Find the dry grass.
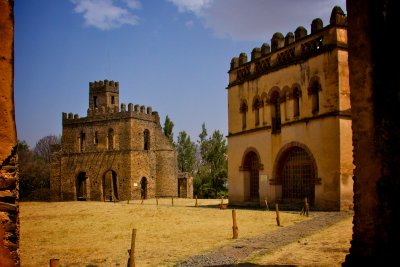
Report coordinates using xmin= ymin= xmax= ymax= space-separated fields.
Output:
xmin=20 ymin=198 xmax=309 ymax=267
xmin=247 ymin=215 xmax=353 ymax=266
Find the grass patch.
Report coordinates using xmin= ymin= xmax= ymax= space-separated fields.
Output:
xmin=20 ymin=198 xmax=309 ymax=267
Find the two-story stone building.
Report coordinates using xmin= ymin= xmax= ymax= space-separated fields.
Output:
xmin=50 ymin=80 xmax=179 ymax=201
xmin=226 ymin=6 xmax=353 ymax=211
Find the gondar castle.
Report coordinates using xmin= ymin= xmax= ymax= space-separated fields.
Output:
xmin=226 ymin=6 xmax=353 ymax=211
xmin=50 ymin=80 xmax=193 ymax=201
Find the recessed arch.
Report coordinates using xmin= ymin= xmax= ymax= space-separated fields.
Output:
xmin=144 ymin=129 xmax=150 ymax=150
xmin=76 ymin=171 xmax=88 ymax=200
xmin=240 ymin=99 xmax=248 ymax=129
xmin=241 ymin=148 xmax=263 ymax=203
xmin=273 ymin=142 xmax=318 ymax=207
xmin=308 ymin=76 xmax=322 ymax=114
xmin=140 ymin=177 xmax=148 ymax=199
xmin=103 ymin=169 xmax=118 ymax=201
xmin=269 ymin=89 xmax=281 ymax=133
xmin=267 ymin=86 xmax=281 ymax=103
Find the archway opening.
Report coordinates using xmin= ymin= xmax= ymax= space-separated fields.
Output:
xmin=103 ymin=170 xmax=118 ymax=201
xmin=140 ymin=177 xmax=147 ymax=199
xmin=243 ymin=151 xmax=260 ymax=202
xmin=76 ymin=172 xmax=88 ymax=201
xmin=279 ymin=147 xmax=316 ymax=208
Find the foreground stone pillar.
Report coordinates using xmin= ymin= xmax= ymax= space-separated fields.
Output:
xmin=0 ymin=0 xmax=19 ymax=266
xmin=345 ymin=0 xmax=400 ymax=265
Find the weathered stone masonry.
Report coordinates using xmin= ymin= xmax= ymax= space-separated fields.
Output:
xmin=0 ymin=0 xmax=19 ymax=266
xmin=51 ymin=80 xmax=179 ymax=201
xmin=226 ymin=6 xmax=353 ymax=211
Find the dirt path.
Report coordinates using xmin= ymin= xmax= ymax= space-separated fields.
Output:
xmin=175 ymin=211 xmax=353 ymax=267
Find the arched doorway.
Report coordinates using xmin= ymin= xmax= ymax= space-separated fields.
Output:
xmin=243 ymin=151 xmax=261 ymax=202
xmin=76 ymin=172 xmax=88 ymax=200
xmin=140 ymin=177 xmax=147 ymax=199
xmin=277 ymin=146 xmax=316 ymax=207
xmin=103 ymin=170 xmax=118 ymax=201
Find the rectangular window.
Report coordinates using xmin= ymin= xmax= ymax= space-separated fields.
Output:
xmin=93 ymin=96 xmax=98 ymax=108
xmin=94 ymin=131 xmax=99 ymax=144
xmin=111 ymin=96 xmax=115 ymax=105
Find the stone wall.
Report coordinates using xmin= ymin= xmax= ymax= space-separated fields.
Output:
xmin=0 ymin=0 xmax=19 ymax=265
xmin=344 ymin=0 xmax=400 ymax=265
xmin=51 ymin=81 xmax=178 ymax=201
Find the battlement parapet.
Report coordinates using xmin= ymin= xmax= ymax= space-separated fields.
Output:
xmin=227 ymin=6 xmax=347 ymax=88
xmin=62 ymin=102 xmax=158 ymax=125
xmin=89 ymin=79 xmax=119 ymax=93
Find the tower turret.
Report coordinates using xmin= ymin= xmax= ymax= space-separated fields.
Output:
xmin=89 ymin=79 xmax=119 ymax=109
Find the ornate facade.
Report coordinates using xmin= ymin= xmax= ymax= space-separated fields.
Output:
xmin=50 ymin=80 xmax=178 ymax=201
xmin=226 ymin=6 xmax=353 ymax=211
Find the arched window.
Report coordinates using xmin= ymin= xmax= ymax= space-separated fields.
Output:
xmin=270 ymin=92 xmax=281 ymax=133
xmin=253 ymin=96 xmax=261 ymax=126
xmin=107 ymin=128 xmax=114 ymax=150
xmin=293 ymin=87 xmax=301 ymax=117
xmin=308 ymin=77 xmax=321 ymax=114
xmin=79 ymin=132 xmax=86 ymax=152
xmin=240 ymin=100 xmax=248 ymax=130
xmin=144 ymin=129 xmax=150 ymax=150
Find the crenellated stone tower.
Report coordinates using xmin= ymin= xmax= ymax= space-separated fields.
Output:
xmin=50 ymin=80 xmax=179 ymax=201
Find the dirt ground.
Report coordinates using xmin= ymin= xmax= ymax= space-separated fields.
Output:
xmin=19 ymin=199 xmax=353 ymax=267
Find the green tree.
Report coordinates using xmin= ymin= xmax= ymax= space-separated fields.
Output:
xmin=163 ymin=115 xmax=174 ymax=144
xmin=18 ymin=135 xmax=61 ymax=201
xmin=194 ymin=124 xmax=228 ymax=198
xmin=205 ymin=130 xmax=227 ymax=197
xmin=18 ymin=140 xmax=50 ymax=200
xmin=198 ymin=122 xmax=208 ymax=165
xmin=176 ymin=131 xmax=196 ymax=173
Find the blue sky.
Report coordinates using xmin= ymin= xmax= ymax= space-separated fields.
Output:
xmin=15 ymin=0 xmax=346 ymax=148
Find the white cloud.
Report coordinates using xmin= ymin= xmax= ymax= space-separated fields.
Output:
xmin=167 ymin=0 xmax=214 ymax=15
xmin=71 ymin=0 xmax=141 ymax=30
xmin=167 ymin=0 xmax=347 ymax=41
xmin=123 ymin=0 xmax=141 ymax=10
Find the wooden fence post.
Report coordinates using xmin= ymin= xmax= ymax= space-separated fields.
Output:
xmin=128 ymin=229 xmax=137 ymax=267
xmin=172 ymin=197 xmax=174 ymax=206
xmin=275 ymin=203 xmax=281 ymax=226
xmin=141 ymin=197 xmax=144 ymax=205
xmin=264 ymin=198 xmax=269 ymax=210
xmin=49 ymin=258 xmax=60 ymax=267
xmin=195 ymin=195 xmax=198 ymax=207
xmin=156 ymin=197 xmax=159 ymax=206
xmin=232 ymin=209 xmax=238 ymax=239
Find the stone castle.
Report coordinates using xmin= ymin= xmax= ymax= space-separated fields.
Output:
xmin=226 ymin=6 xmax=353 ymax=211
xmin=50 ymin=80 xmax=187 ymax=201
